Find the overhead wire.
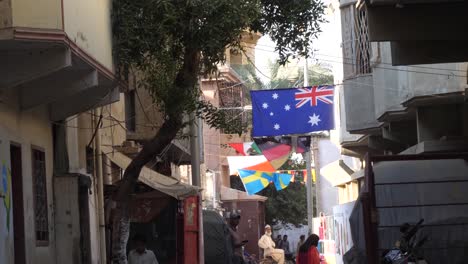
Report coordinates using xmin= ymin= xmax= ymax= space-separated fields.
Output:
xmin=245 ymin=46 xmax=467 ymax=78
xmin=253 ymin=43 xmax=468 ymax=73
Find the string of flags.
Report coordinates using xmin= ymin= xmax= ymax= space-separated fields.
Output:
xmin=227 ymin=138 xmax=316 ymax=195
xmin=236 ymin=168 xmax=317 ymax=195
xmin=228 ymin=86 xmax=335 ymax=195
xmin=276 ymin=169 xmax=316 ymax=183
xmin=227 ymin=137 xmax=311 ymax=173
xmin=238 ymin=169 xmax=293 ymax=195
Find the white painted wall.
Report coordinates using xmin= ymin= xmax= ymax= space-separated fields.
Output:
xmin=273 ymin=224 xmax=309 ymax=256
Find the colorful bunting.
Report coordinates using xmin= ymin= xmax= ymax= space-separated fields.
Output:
xmin=227 ymin=156 xmax=275 ymax=175
xmin=238 ymin=169 xmax=273 ymax=195
xmin=228 ymin=142 xmax=261 ymax=156
xmin=238 ymin=169 xmax=293 ymax=195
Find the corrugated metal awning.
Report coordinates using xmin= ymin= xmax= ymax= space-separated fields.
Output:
xmin=102 ymin=146 xmax=200 ymax=200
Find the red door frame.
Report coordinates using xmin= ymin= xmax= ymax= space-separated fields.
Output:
xmin=183 ymin=196 xmax=199 ymax=264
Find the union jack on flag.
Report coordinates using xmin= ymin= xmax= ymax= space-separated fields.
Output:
xmin=250 ymin=86 xmax=335 ymax=137
xmin=294 ymin=85 xmax=334 ymax=108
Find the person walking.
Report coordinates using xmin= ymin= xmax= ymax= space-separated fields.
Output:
xmin=281 ymin=235 xmax=293 ymax=261
xmin=296 ymin=235 xmax=306 ymax=257
xmin=296 ymin=234 xmax=320 ymax=264
xmin=229 ymin=212 xmax=247 ymax=264
xmin=128 ymin=234 xmax=159 ymax=264
xmin=258 ymin=225 xmax=285 ymax=264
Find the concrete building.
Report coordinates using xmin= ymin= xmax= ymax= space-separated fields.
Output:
xmin=333 ymin=1 xmax=468 ymax=262
xmin=200 ymin=33 xmax=269 ymax=257
xmin=201 ymin=32 xmax=261 ymax=208
xmin=339 ymin=0 xmax=468 ymax=167
xmin=0 ymin=1 xmax=120 ymax=264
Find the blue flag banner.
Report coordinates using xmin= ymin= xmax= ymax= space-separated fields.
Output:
xmin=238 ymin=169 xmax=293 ymax=195
xmin=238 ymin=169 xmax=273 ymax=195
xmin=273 ymin=172 xmax=292 ymax=191
xmin=251 ymin=86 xmax=335 ymax=137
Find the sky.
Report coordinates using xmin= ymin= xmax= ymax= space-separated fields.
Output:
xmin=254 ymin=0 xmax=344 ymax=145
xmin=254 ymin=0 xmax=343 ymax=84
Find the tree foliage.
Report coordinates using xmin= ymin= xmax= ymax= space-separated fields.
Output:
xmin=260 ymin=157 xmax=308 ymax=227
xmin=110 ymin=0 xmax=326 ymax=262
xmin=112 ymin=0 xmax=326 ymax=134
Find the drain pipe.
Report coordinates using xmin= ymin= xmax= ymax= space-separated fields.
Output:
xmin=93 ymin=108 xmax=107 ymax=264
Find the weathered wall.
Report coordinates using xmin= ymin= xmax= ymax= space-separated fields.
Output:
xmin=100 ymin=94 xmax=127 ymax=147
xmin=11 ymin=0 xmax=62 ymax=29
xmin=54 ymin=177 xmax=81 ymax=264
xmin=0 ymin=0 xmax=12 ymax=28
xmin=342 ymin=74 xmax=380 ymax=132
xmin=372 ymin=42 xmax=468 ymax=119
xmin=126 ymin=83 xmax=165 ymax=141
xmin=63 ymin=0 xmax=113 ymax=69
xmin=0 ymin=88 xmax=55 ymax=264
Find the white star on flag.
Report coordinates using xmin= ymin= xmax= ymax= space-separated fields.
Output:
xmin=272 ymin=93 xmax=279 ymax=99
xmin=262 ymin=103 xmax=269 ymax=109
xmin=308 ymin=113 xmax=321 ymax=126
xmin=270 ymin=112 xmax=274 ymax=116
xmin=274 ymin=124 xmax=280 ymax=130
xmin=284 ymin=104 xmax=291 ymax=111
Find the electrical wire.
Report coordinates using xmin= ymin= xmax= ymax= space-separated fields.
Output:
xmin=245 ymin=46 xmax=468 ymax=78
xmin=253 ymin=43 xmax=468 ymax=73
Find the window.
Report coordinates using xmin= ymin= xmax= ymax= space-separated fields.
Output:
xmin=341 ymin=6 xmax=372 ymax=77
xmin=229 ymin=49 xmax=242 ymax=65
xmin=32 ymin=148 xmax=49 ymax=245
xmin=125 ymin=90 xmax=136 ymax=132
xmin=355 ymin=8 xmax=372 ymax=75
xmin=218 ymin=82 xmax=250 ymax=134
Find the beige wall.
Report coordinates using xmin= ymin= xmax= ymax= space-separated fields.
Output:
xmin=63 ymin=0 xmax=113 ymax=70
xmin=0 ymin=0 xmax=12 ymax=28
xmin=11 ymin=0 xmax=62 ymax=29
xmin=126 ymin=80 xmax=165 ymax=141
xmin=100 ymin=94 xmax=127 ymax=147
xmin=0 ymin=89 xmax=56 ymax=264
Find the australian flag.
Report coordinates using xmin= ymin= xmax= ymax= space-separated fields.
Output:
xmin=251 ymin=86 xmax=335 ymax=137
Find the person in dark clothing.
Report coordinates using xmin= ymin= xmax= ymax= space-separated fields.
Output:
xmin=296 ymin=234 xmax=320 ymax=264
xmin=275 ymin=235 xmax=283 ymax=249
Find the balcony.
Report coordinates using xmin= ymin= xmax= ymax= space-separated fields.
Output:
xmin=342 ymin=74 xmax=381 ymax=134
xmin=362 ymin=1 xmax=468 ymax=65
xmin=0 ymin=0 xmax=117 ymax=120
xmin=372 ymin=43 xmax=467 ymax=122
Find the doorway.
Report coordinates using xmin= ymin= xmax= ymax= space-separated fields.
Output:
xmin=10 ymin=144 xmax=26 ymax=264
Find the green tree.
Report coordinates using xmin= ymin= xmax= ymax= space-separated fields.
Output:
xmin=259 ymin=157 xmax=308 ymax=227
xmin=233 ymin=59 xmax=334 ymax=91
xmin=111 ymin=0 xmax=326 ymax=262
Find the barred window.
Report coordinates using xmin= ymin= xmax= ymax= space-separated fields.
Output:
xmin=341 ymin=6 xmax=372 ymax=77
xmin=32 ymin=148 xmax=49 ymax=245
xmin=355 ymin=8 xmax=372 ymax=75
xmin=218 ymin=82 xmax=251 ymax=134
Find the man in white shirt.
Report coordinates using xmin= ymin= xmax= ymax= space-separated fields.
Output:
xmin=258 ymin=225 xmax=285 ymax=264
xmin=128 ymin=235 xmax=159 ymax=264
